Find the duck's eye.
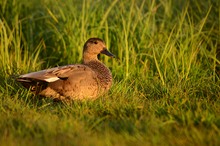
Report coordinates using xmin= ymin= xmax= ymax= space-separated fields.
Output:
xmin=93 ymin=41 xmax=98 ymax=44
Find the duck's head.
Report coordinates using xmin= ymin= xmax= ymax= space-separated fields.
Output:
xmin=83 ymin=38 xmax=115 ymax=63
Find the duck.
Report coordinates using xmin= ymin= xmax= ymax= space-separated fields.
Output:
xmin=17 ymin=38 xmax=115 ymax=101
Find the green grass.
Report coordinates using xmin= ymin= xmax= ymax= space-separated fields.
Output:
xmin=0 ymin=0 xmax=220 ymax=145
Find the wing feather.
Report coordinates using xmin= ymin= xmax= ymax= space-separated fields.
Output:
xmin=18 ymin=64 xmax=90 ymax=82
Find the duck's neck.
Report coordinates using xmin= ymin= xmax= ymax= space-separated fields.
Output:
xmin=83 ymin=53 xmax=97 ymax=64
xmin=84 ymin=60 xmax=112 ymax=90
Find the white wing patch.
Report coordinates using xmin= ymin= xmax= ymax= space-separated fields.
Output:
xmin=44 ymin=77 xmax=60 ymax=82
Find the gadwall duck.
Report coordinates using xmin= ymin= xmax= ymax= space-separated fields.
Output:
xmin=17 ymin=38 xmax=115 ymax=100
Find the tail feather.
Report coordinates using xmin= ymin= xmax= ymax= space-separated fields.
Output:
xmin=16 ymin=77 xmax=48 ymax=94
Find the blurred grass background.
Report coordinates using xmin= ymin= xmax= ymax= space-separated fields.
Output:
xmin=0 ymin=0 xmax=220 ymax=145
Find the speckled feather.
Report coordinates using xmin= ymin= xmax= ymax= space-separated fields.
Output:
xmin=85 ymin=60 xmax=113 ymax=90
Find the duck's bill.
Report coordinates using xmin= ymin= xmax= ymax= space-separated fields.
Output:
xmin=101 ymin=49 xmax=115 ymax=58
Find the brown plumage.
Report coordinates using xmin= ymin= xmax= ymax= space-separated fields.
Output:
xmin=17 ymin=38 xmax=115 ymax=101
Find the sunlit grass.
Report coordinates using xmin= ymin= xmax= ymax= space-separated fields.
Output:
xmin=0 ymin=0 xmax=220 ymax=145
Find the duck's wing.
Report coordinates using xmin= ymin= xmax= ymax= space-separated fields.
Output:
xmin=17 ymin=64 xmax=96 ymax=95
xmin=17 ymin=64 xmax=92 ymax=83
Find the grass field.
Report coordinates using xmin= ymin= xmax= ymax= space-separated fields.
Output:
xmin=0 ymin=0 xmax=220 ymax=145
